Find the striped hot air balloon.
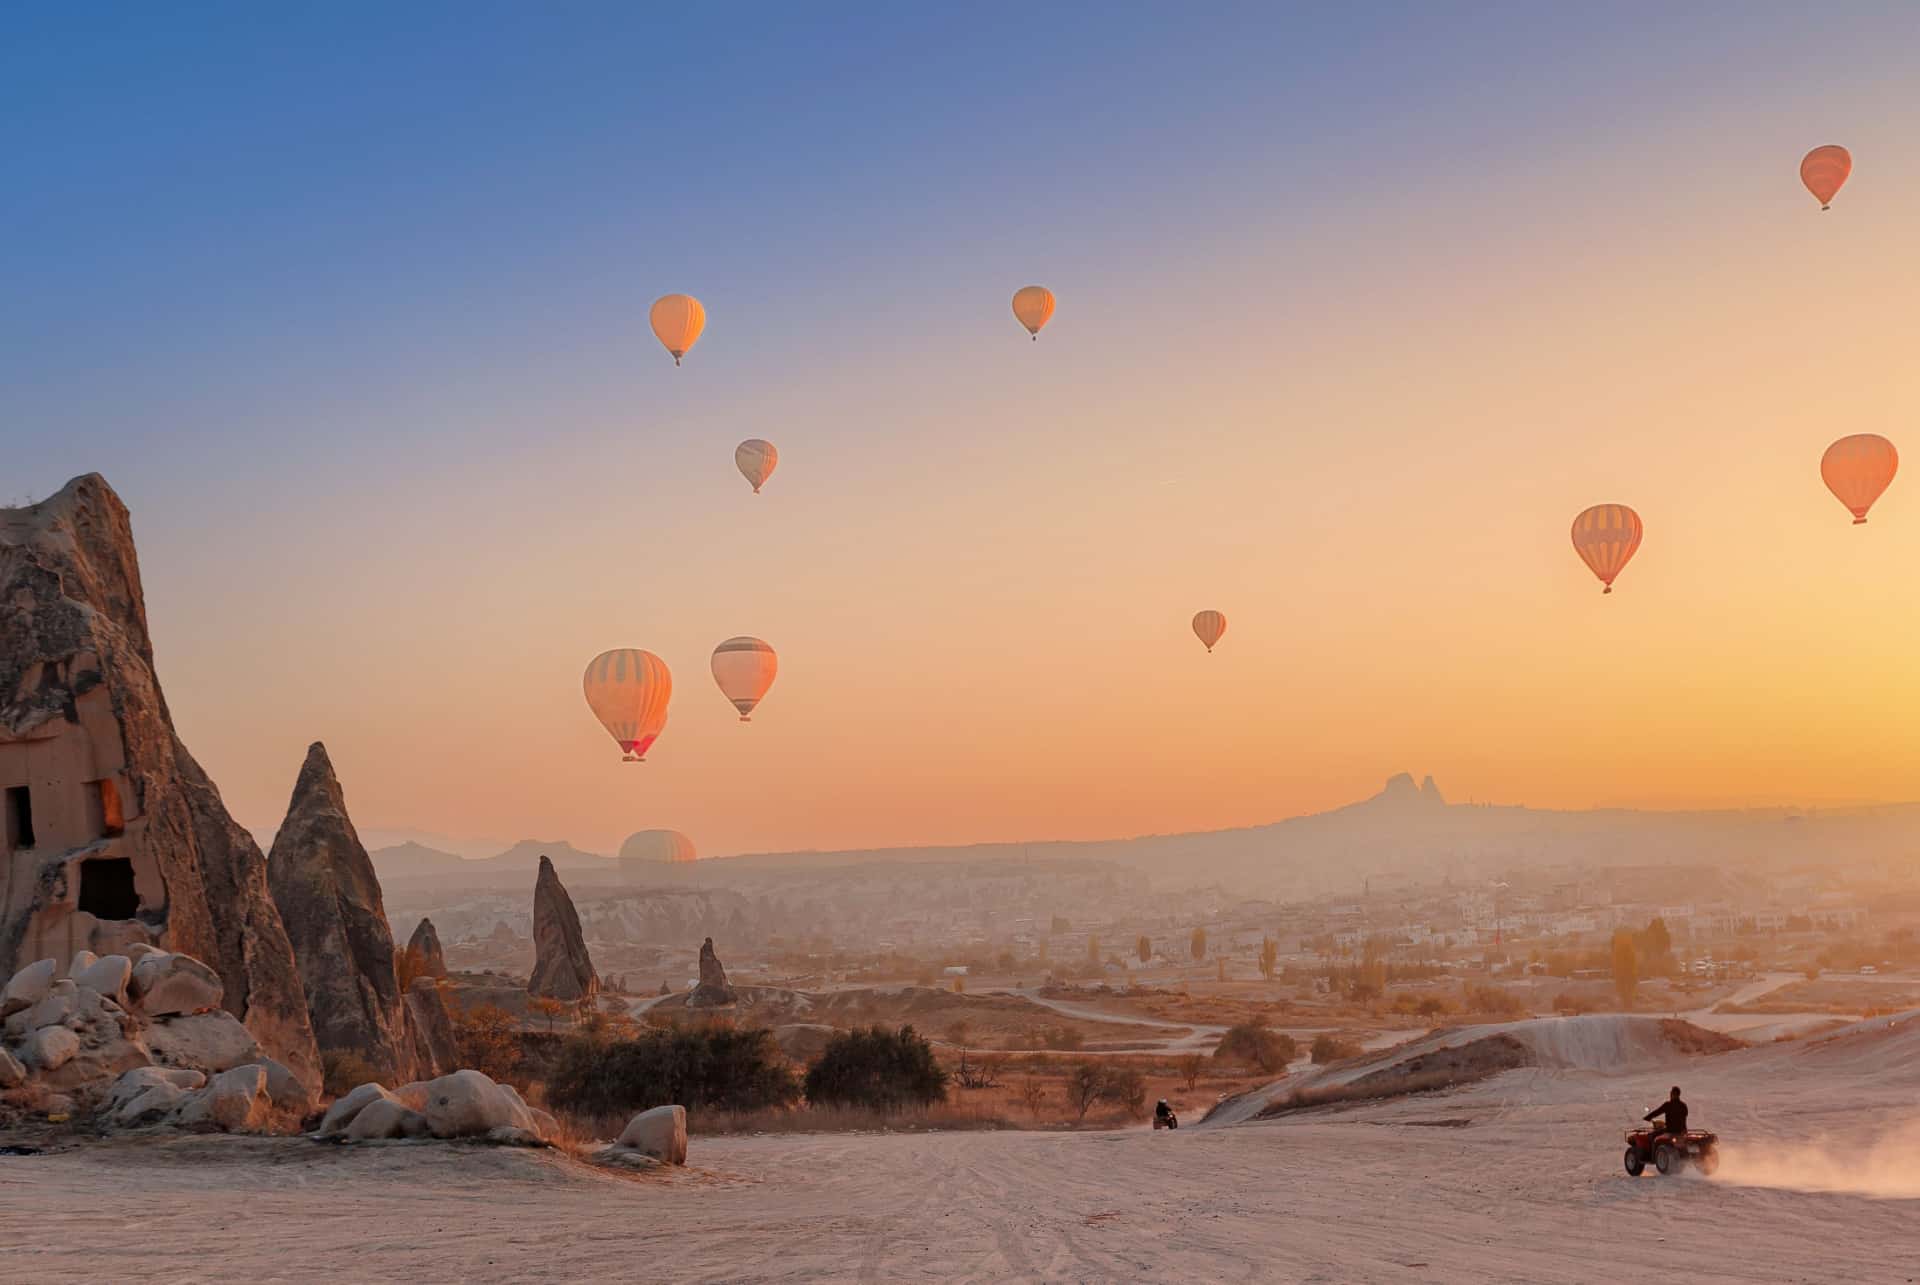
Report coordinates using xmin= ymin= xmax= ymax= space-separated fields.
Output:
xmin=1800 ymin=145 xmax=1852 ymax=210
xmin=583 ymin=649 xmax=672 ymax=761
xmin=1821 ymin=433 xmax=1898 ymax=524
xmin=711 ymin=636 xmax=778 ymax=721
xmin=735 ymin=439 xmax=778 ymax=494
xmin=650 ymin=294 xmax=706 ymax=365
xmin=1012 ymin=286 xmax=1055 ymax=339
xmin=1191 ymin=610 xmax=1227 ymax=653
xmin=1571 ymin=504 xmax=1643 ymax=595
xmin=618 ymin=829 xmax=697 ymax=864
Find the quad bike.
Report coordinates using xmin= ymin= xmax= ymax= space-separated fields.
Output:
xmin=1624 ymin=1124 xmax=1718 ymax=1177
xmin=1153 ymin=1110 xmax=1179 ymax=1130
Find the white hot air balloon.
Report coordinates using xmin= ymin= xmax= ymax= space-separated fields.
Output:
xmin=736 ymin=439 xmax=778 ymax=494
xmin=583 ymin=648 xmax=672 ymax=761
xmin=711 ymin=636 xmax=777 ymax=721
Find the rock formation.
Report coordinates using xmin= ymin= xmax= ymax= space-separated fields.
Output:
xmin=0 ymin=948 xmax=313 ymax=1130
xmin=688 ymin=936 xmax=736 ymax=1007
xmin=528 ymin=855 xmax=598 ymax=1001
xmin=269 ymin=742 xmax=452 ymax=1084
xmin=406 ymin=917 xmax=448 ymax=978
xmin=0 ymin=476 xmax=319 ymax=1091
xmin=317 ymin=1068 xmax=556 ymax=1145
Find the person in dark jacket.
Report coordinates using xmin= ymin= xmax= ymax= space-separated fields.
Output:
xmin=1644 ymin=1086 xmax=1689 ymax=1137
xmin=1154 ymin=1099 xmax=1178 ymax=1129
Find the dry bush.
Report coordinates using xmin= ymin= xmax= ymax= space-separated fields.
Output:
xmin=453 ymin=1002 xmax=524 ymax=1084
xmin=394 ymin=946 xmax=427 ymax=992
xmin=1177 ymin=1053 xmax=1204 ymax=1089
xmin=1019 ymin=1073 xmax=1048 ymax=1117
xmin=1309 ymin=1033 xmax=1363 ymax=1065
xmin=687 ymin=1101 xmax=1012 ymax=1135
xmin=321 ymin=1049 xmax=381 ymax=1098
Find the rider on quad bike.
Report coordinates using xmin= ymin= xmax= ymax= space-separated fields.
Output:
xmin=1624 ymin=1085 xmax=1718 ymax=1176
xmin=1643 ymin=1086 xmax=1689 ymax=1138
xmin=1153 ymin=1099 xmax=1179 ymax=1130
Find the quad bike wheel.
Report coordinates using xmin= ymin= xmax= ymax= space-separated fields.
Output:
xmin=1624 ymin=1147 xmax=1645 ymax=1177
xmin=1654 ymin=1143 xmax=1679 ymax=1176
xmin=1695 ymin=1145 xmax=1719 ymax=1177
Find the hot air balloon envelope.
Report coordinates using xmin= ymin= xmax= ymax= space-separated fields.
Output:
xmin=583 ymin=649 xmax=672 ymax=760
xmin=1012 ymin=286 xmax=1055 ymax=339
xmin=650 ymin=294 xmax=706 ymax=365
xmin=711 ymin=636 xmax=778 ymax=721
xmin=1800 ymin=145 xmax=1852 ymax=209
xmin=1821 ymin=433 xmax=1897 ymax=523
xmin=1191 ymin=610 xmax=1227 ymax=653
xmin=1571 ymin=504 xmax=1643 ymax=594
xmin=736 ymin=439 xmax=778 ymax=493
xmin=618 ymin=829 xmax=697 ymax=865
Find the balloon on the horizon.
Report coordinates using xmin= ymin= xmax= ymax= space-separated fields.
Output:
xmin=1011 ymin=286 xmax=1055 ymax=340
xmin=583 ymin=649 xmax=672 ymax=761
xmin=711 ymin=636 xmax=778 ymax=721
xmin=735 ymin=439 xmax=778 ymax=494
xmin=1800 ymin=145 xmax=1852 ymax=210
xmin=649 ymin=294 xmax=706 ymax=365
xmin=619 ymin=829 xmax=697 ymax=865
xmin=1570 ymin=504 xmax=1643 ymax=595
xmin=1820 ymin=433 xmax=1898 ymax=524
xmin=1191 ymin=610 xmax=1227 ymax=653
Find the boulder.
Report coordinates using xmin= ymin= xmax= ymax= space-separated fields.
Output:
xmin=130 ymin=953 xmax=224 ymax=1018
xmin=256 ymin=1057 xmax=313 ymax=1114
xmin=41 ymin=991 xmax=152 ymax=1089
xmin=317 ymin=1081 xmax=398 ymax=1137
xmin=346 ymin=1096 xmax=431 ymax=1141
xmin=22 ymin=1025 xmax=80 ymax=1072
xmin=616 ymin=1104 xmax=688 ymax=1165
xmin=413 ymin=1069 xmax=540 ymax=1139
xmin=1 ymin=959 xmax=57 ymax=1018
xmin=267 ymin=743 xmax=418 ymax=1084
xmin=528 ymin=856 xmax=598 ymax=1001
xmin=402 ymin=978 xmax=458 ymax=1079
xmin=65 ymin=950 xmax=98 ymax=979
xmin=406 ymin=918 xmax=448 ymax=979
xmin=73 ymin=954 xmax=133 ymax=1005
xmin=688 ymin=937 xmax=736 ymax=1008
xmin=25 ymin=979 xmax=80 ymax=1030
xmin=105 ymin=1065 xmax=207 ymax=1113
xmin=0 ymin=477 xmax=320 ymax=1096
xmin=115 ymin=1080 xmax=190 ymax=1126
xmin=145 ymin=1009 xmax=263 ymax=1074
xmin=176 ymin=1064 xmax=270 ymax=1131
xmin=123 ymin=942 xmax=165 ymax=964
xmin=0 ymin=1047 xmax=24 ymax=1088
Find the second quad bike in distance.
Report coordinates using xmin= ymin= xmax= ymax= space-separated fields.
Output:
xmin=1624 ymin=1123 xmax=1719 ymax=1176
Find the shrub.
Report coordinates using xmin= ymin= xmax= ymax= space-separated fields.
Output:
xmin=1310 ymin=1033 xmax=1362 ymax=1065
xmin=1415 ymin=997 xmax=1449 ymax=1018
xmin=1212 ymin=1022 xmax=1297 ymax=1072
xmin=1177 ymin=1052 xmax=1204 ymax=1089
xmin=1099 ymin=1066 xmax=1148 ymax=1118
xmin=1460 ymin=984 xmax=1527 ymax=1017
xmin=804 ymin=1025 xmax=948 ymax=1111
xmin=546 ymin=1025 xmax=800 ymax=1117
xmin=452 ymin=1002 xmax=522 ymax=1083
xmin=1064 ymin=1063 xmax=1105 ymax=1122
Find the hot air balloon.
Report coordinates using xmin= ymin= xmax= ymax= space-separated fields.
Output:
xmin=1011 ymin=286 xmax=1055 ymax=340
xmin=583 ymin=649 xmax=671 ymax=761
xmin=1821 ymin=433 xmax=1898 ymax=524
xmin=1191 ymin=610 xmax=1227 ymax=653
xmin=735 ymin=439 xmax=778 ymax=494
xmin=650 ymin=294 xmax=706 ymax=365
xmin=1570 ymin=504 xmax=1643 ymax=595
xmin=618 ymin=829 xmax=697 ymax=865
xmin=711 ymin=636 xmax=777 ymax=721
xmin=1800 ymin=145 xmax=1852 ymax=210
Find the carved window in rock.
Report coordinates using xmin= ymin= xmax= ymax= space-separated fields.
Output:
xmin=78 ymin=856 xmax=140 ymax=920
xmin=3 ymin=786 xmax=32 ymax=852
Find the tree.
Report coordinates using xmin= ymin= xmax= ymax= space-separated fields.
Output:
xmin=529 ymin=996 xmax=569 ymax=1033
xmin=1086 ymin=936 xmax=1100 ymax=964
xmin=804 ymin=1025 xmax=949 ymax=1111
xmin=1191 ymin=927 xmax=1207 ymax=961
xmin=452 ymin=1002 xmax=521 ymax=1083
xmin=1099 ymin=1066 xmax=1148 ymax=1118
xmin=1258 ymin=937 xmax=1279 ymax=980
xmin=1137 ymin=935 xmax=1152 ymax=964
xmin=1065 ymin=1063 xmax=1105 ymax=1122
xmin=1019 ymin=1072 xmax=1048 ymax=1118
xmin=1612 ymin=931 xmax=1640 ymax=1008
xmin=1216 ymin=958 xmax=1226 ymax=983
xmin=549 ymin=1025 xmax=800 ymax=1116
xmin=944 ymin=1020 xmax=971 ymax=1048
xmin=1177 ymin=1052 xmax=1204 ymax=1089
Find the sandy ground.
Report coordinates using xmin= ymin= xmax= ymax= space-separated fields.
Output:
xmin=6 ymin=1015 xmax=1917 ymax=1283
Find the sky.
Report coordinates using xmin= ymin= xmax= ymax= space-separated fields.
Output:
xmin=7 ymin=3 xmax=1920 ymax=857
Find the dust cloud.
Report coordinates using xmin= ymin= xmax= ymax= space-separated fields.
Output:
xmin=1714 ymin=1118 xmax=1920 ymax=1200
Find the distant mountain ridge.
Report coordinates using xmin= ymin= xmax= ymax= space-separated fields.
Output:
xmin=371 ymin=837 xmax=614 ymax=886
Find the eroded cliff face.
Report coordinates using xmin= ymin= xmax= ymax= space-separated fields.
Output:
xmin=0 ymin=475 xmax=319 ymax=1091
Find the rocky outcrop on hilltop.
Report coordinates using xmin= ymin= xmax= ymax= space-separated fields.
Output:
xmin=528 ymin=856 xmax=598 ymax=1001
xmin=0 ymin=476 xmax=319 ymax=1092
xmin=268 ymin=744 xmax=418 ymax=1083
xmin=688 ymin=936 xmax=736 ymax=1007
xmin=0 ymin=948 xmax=312 ymax=1130
xmin=406 ymin=917 xmax=448 ymax=978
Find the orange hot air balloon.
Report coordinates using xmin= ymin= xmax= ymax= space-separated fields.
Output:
xmin=735 ymin=439 xmax=777 ymax=494
xmin=650 ymin=294 xmax=706 ymax=365
xmin=1821 ymin=433 xmax=1898 ymax=524
xmin=583 ymin=649 xmax=672 ymax=761
xmin=711 ymin=636 xmax=777 ymax=721
xmin=1191 ymin=610 xmax=1227 ymax=653
xmin=1570 ymin=504 xmax=1643 ymax=595
xmin=1800 ymin=145 xmax=1851 ymax=210
xmin=1011 ymin=286 xmax=1055 ymax=339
